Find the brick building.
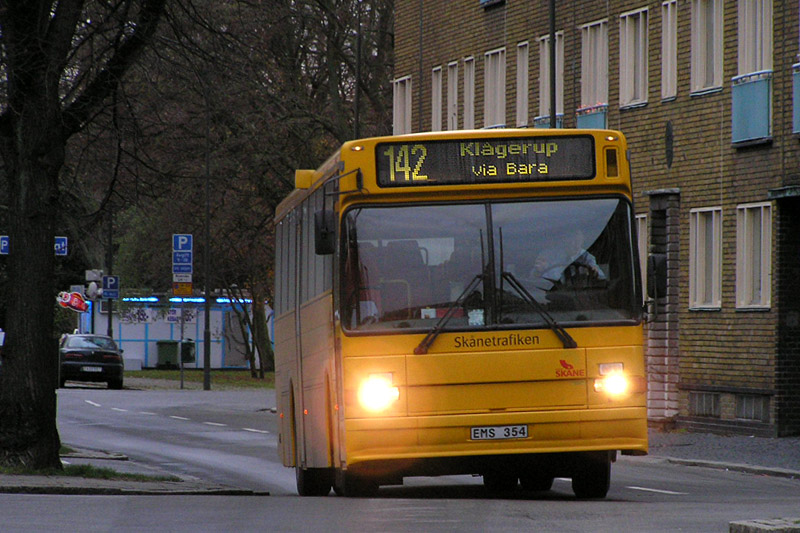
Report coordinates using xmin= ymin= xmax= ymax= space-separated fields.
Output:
xmin=392 ymin=0 xmax=800 ymax=436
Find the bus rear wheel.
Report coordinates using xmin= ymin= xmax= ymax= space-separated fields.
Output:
xmin=483 ymin=470 xmax=518 ymax=493
xmin=571 ymin=452 xmax=611 ymax=499
xmin=296 ymin=466 xmax=333 ymax=496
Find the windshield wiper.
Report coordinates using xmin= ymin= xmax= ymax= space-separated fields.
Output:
xmin=501 ymin=271 xmax=577 ymax=349
xmin=414 ymin=274 xmax=483 ymax=355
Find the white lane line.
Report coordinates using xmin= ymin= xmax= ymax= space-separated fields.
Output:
xmin=243 ymin=428 xmax=270 ymax=434
xmin=203 ymin=422 xmax=226 ymax=427
xmin=170 ymin=416 xmax=190 ymax=421
xmin=85 ymin=400 xmax=101 ymax=407
xmin=138 ymin=412 xmax=157 ymax=415
xmin=111 ymin=408 xmax=128 ymax=412
xmin=627 ymin=486 xmax=688 ymax=495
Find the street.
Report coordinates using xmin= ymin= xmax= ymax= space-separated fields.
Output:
xmin=1 ymin=385 xmax=797 ymax=532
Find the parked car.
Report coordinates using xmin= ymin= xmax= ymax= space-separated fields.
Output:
xmin=59 ymin=334 xmax=124 ymax=389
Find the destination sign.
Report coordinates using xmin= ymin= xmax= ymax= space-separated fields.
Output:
xmin=375 ymin=136 xmax=595 ymax=187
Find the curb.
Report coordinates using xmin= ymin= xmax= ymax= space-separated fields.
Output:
xmin=661 ymin=457 xmax=800 ymax=480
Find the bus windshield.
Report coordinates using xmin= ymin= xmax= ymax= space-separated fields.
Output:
xmin=341 ymin=197 xmax=640 ymax=332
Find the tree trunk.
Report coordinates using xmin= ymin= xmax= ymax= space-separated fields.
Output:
xmin=0 ymin=100 xmax=64 ymax=470
xmin=252 ymin=298 xmax=273 ymax=374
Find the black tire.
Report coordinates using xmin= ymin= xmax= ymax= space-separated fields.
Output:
xmin=519 ymin=471 xmax=554 ymax=492
xmin=296 ymin=466 xmax=333 ymax=496
xmin=108 ymin=378 xmax=123 ymax=390
xmin=483 ymin=470 xmax=518 ymax=493
xmin=571 ymin=452 xmax=611 ymax=499
xmin=339 ymin=471 xmax=378 ymax=497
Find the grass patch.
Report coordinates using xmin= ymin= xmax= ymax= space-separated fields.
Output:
xmin=0 ymin=463 xmax=179 ymax=482
xmin=125 ymin=369 xmax=274 ymax=389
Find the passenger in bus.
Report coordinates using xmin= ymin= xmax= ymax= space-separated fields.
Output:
xmin=529 ymin=230 xmax=605 ymax=289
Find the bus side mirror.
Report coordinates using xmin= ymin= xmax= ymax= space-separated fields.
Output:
xmin=647 ymin=253 xmax=667 ymax=299
xmin=315 ymin=210 xmax=336 ymax=255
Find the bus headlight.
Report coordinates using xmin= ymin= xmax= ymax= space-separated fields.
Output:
xmin=358 ymin=373 xmax=399 ymax=412
xmin=594 ymin=363 xmax=629 ymax=396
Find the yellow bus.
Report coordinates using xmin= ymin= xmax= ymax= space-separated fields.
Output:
xmin=273 ymin=129 xmax=647 ymax=498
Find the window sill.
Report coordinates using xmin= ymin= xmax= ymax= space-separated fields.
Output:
xmin=620 ymin=101 xmax=648 ymax=111
xmin=735 ymin=305 xmax=771 ymax=312
xmin=689 ymin=305 xmax=722 ymax=312
xmin=690 ymin=86 xmax=723 ymax=98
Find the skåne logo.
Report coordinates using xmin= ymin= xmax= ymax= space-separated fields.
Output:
xmin=556 ymin=359 xmax=584 ymax=378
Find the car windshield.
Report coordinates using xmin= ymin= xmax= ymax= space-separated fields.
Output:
xmin=66 ymin=336 xmax=118 ymax=350
xmin=341 ymin=197 xmax=640 ymax=332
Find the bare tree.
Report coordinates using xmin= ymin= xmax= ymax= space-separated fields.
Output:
xmin=0 ymin=0 xmax=167 ymax=470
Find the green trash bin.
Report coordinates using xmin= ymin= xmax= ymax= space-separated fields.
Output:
xmin=181 ymin=340 xmax=196 ymax=364
xmin=156 ymin=340 xmax=179 ymax=368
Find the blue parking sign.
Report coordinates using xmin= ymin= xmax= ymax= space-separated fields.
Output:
xmin=173 ymin=234 xmax=192 ymax=251
xmin=0 ymin=236 xmax=8 ymax=255
xmin=102 ymin=275 xmax=120 ymax=299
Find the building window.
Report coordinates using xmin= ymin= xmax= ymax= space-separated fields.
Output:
xmin=636 ymin=214 xmax=648 ymax=297
xmin=484 ymin=47 xmax=506 ymax=128
xmin=393 ymin=76 xmax=412 ymax=135
xmin=689 ymin=207 xmax=722 ymax=309
xmin=447 ymin=61 xmax=459 ymax=130
xmin=690 ymin=391 xmax=721 ymax=418
xmin=736 ymin=202 xmax=771 ymax=309
xmin=431 ymin=66 xmax=443 ymax=131
xmin=735 ymin=394 xmax=769 ymax=422
xmin=581 ymin=20 xmax=608 ymax=109
xmin=538 ymin=31 xmax=564 ymax=121
xmin=516 ymin=41 xmax=529 ymax=127
xmin=464 ymin=56 xmax=475 ymax=129
xmin=662 ymin=1 xmax=678 ymax=99
xmin=620 ymin=9 xmax=648 ymax=107
xmin=690 ymin=0 xmax=723 ymax=93
xmin=738 ymin=0 xmax=772 ymax=75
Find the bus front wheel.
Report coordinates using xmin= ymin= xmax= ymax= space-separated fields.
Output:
xmin=336 ymin=470 xmax=378 ymax=497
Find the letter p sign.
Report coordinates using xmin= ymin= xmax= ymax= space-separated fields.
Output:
xmin=173 ymin=234 xmax=193 ymax=252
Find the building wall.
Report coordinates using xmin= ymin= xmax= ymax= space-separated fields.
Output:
xmin=393 ymin=0 xmax=800 ymax=436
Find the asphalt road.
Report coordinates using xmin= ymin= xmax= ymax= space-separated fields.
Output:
xmin=35 ymin=383 xmax=800 ymax=532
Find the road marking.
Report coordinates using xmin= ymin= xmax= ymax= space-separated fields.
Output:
xmin=138 ymin=412 xmax=157 ymax=415
xmin=111 ymin=408 xmax=128 ymax=412
xmin=627 ymin=486 xmax=688 ymax=495
xmin=85 ymin=400 xmax=101 ymax=407
xmin=243 ymin=428 xmax=269 ymax=434
xmin=170 ymin=415 xmax=190 ymax=421
xmin=203 ymin=422 xmax=226 ymax=427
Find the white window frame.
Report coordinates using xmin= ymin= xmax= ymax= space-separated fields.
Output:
xmin=580 ymin=20 xmax=608 ymax=108
xmin=484 ymin=47 xmax=506 ymax=128
xmin=447 ymin=61 xmax=459 ymax=130
xmin=689 ymin=207 xmax=723 ymax=309
xmin=431 ymin=66 xmax=443 ymax=131
xmin=662 ymin=0 xmax=678 ymax=100
xmin=516 ymin=41 xmax=529 ymax=127
xmin=738 ymin=0 xmax=772 ymax=75
xmin=538 ymin=31 xmax=564 ymax=119
xmin=736 ymin=202 xmax=772 ymax=309
xmin=620 ymin=8 xmax=649 ymax=107
xmin=392 ymin=76 xmax=412 ymax=135
xmin=464 ymin=56 xmax=475 ymax=129
xmin=636 ymin=214 xmax=649 ymax=298
xmin=690 ymin=0 xmax=723 ymax=93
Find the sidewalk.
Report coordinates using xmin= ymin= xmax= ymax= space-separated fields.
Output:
xmin=639 ymin=428 xmax=800 ymax=479
xmin=0 ymin=429 xmax=797 ymax=496
xmin=0 ymin=447 xmax=259 ymax=496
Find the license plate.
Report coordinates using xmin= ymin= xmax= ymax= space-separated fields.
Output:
xmin=470 ymin=424 xmax=528 ymax=441
xmin=81 ymin=366 xmax=103 ymax=373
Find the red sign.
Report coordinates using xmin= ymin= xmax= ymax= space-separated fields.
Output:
xmin=57 ymin=291 xmax=89 ymax=313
